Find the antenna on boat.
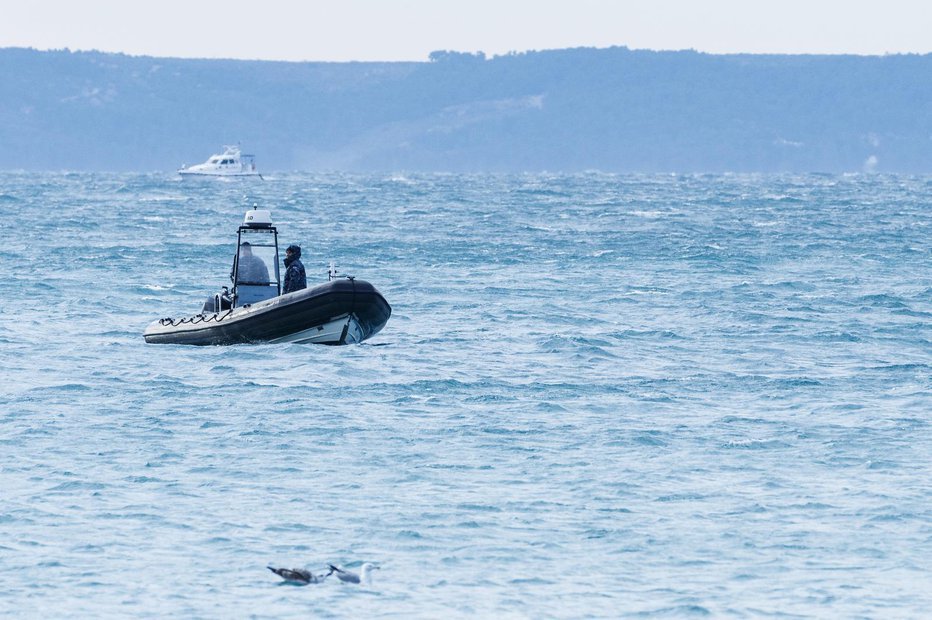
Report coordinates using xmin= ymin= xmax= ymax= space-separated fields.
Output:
xmin=328 ymin=261 xmax=337 ymax=281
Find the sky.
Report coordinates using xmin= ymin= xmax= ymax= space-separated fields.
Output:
xmin=2 ymin=0 xmax=930 ymax=61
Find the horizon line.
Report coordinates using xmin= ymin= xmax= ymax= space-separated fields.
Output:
xmin=4 ymin=44 xmax=930 ymax=64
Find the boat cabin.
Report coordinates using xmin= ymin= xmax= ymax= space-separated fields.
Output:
xmin=178 ymin=145 xmax=259 ymax=176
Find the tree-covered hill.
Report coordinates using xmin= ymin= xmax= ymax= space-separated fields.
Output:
xmin=1 ymin=46 xmax=929 ymax=172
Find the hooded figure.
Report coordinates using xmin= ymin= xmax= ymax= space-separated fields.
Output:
xmin=283 ymin=244 xmax=307 ymax=294
xmin=235 ymin=241 xmax=270 ymax=284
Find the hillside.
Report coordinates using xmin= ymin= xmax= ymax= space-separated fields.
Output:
xmin=1 ymin=46 xmax=930 ymax=172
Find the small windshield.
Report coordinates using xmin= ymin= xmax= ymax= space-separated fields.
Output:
xmin=235 ymin=242 xmax=273 ymax=285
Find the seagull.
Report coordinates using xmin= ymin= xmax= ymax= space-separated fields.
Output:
xmin=267 ymin=566 xmax=329 ymax=585
xmin=328 ymin=563 xmax=380 ymax=584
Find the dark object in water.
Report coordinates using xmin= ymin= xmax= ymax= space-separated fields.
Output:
xmin=268 ymin=566 xmax=328 ymax=584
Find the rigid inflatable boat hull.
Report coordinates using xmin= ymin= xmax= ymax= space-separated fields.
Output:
xmin=144 ymin=279 xmax=390 ymax=346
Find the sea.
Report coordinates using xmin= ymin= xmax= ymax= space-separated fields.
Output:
xmin=0 ymin=172 xmax=929 ymax=618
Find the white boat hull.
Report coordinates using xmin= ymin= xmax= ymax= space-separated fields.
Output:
xmin=178 ymin=170 xmax=261 ymax=178
xmin=268 ymin=313 xmax=364 ymax=345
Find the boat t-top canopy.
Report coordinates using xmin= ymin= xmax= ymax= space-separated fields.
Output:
xmin=233 ymin=209 xmax=280 ymax=304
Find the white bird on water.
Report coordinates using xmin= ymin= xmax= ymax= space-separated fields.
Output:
xmin=328 ymin=563 xmax=380 ymax=584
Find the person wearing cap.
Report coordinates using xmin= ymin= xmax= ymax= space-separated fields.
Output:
xmin=234 ymin=241 xmax=270 ymax=284
xmin=283 ymin=244 xmax=307 ymax=294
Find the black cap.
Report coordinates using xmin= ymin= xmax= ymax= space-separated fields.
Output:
xmin=286 ymin=245 xmax=301 ymax=257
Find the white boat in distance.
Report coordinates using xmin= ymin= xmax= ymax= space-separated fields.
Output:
xmin=178 ymin=145 xmax=261 ymax=178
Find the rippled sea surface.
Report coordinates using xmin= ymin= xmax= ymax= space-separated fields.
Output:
xmin=1 ymin=172 xmax=930 ymax=618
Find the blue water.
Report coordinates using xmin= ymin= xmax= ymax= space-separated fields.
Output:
xmin=1 ymin=172 xmax=930 ymax=617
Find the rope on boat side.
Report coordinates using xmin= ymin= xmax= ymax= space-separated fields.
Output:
xmin=159 ymin=308 xmax=233 ymax=328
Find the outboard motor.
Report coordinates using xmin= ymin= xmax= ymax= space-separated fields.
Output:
xmin=201 ymin=286 xmax=233 ymax=314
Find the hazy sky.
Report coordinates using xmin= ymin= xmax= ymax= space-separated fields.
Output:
xmin=2 ymin=0 xmax=930 ymax=61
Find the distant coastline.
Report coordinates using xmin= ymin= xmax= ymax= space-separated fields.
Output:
xmin=2 ymin=46 xmax=930 ymax=173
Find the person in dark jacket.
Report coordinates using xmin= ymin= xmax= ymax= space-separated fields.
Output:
xmin=283 ymin=244 xmax=307 ymax=294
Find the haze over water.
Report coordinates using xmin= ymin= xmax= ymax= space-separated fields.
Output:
xmin=1 ymin=172 xmax=930 ymax=617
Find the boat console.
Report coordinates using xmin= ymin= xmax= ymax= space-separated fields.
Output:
xmin=231 ymin=209 xmax=280 ymax=306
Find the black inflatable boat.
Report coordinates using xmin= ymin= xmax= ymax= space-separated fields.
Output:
xmin=143 ymin=209 xmax=391 ymax=345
